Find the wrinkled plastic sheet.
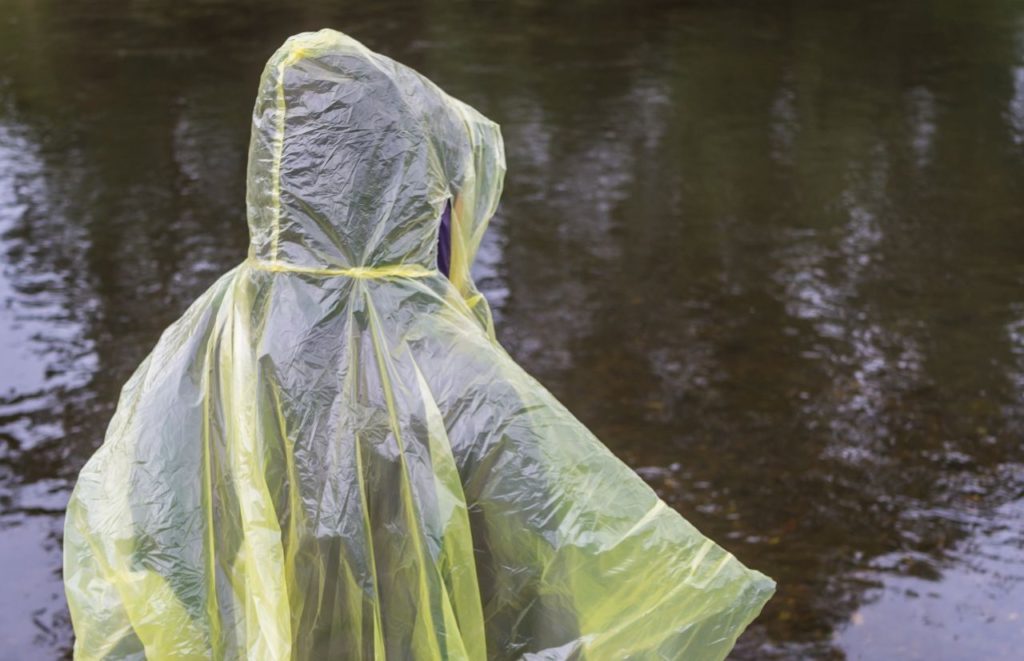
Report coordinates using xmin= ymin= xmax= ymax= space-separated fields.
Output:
xmin=64 ymin=29 xmax=774 ymax=660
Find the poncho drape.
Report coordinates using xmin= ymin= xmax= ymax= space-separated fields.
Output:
xmin=63 ymin=29 xmax=774 ymax=660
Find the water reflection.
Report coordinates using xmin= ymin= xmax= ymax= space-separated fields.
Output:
xmin=1 ymin=1 xmax=1023 ymax=659
xmin=0 ymin=114 xmax=91 ymax=659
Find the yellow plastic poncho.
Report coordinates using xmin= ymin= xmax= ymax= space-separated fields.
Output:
xmin=63 ymin=29 xmax=774 ymax=660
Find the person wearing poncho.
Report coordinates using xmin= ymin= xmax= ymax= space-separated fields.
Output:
xmin=63 ymin=29 xmax=774 ymax=660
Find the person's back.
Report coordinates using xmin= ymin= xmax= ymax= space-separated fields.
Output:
xmin=63 ymin=29 xmax=774 ymax=660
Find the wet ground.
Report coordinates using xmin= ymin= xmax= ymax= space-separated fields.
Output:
xmin=1 ymin=0 xmax=1023 ymax=658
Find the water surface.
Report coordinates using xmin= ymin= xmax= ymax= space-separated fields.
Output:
xmin=1 ymin=1 xmax=1023 ymax=658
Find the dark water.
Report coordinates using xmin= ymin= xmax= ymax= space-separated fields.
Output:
xmin=2 ymin=0 xmax=1024 ymax=658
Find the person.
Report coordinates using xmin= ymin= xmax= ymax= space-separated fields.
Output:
xmin=63 ymin=29 xmax=774 ymax=660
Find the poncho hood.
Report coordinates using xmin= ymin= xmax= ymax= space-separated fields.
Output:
xmin=246 ymin=29 xmax=505 ymax=289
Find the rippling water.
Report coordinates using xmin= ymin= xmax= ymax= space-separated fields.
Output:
xmin=2 ymin=1 xmax=1023 ymax=658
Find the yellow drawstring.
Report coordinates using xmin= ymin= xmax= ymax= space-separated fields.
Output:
xmin=249 ymin=259 xmax=436 ymax=280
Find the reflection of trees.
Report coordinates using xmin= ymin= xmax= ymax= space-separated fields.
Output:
xmin=3 ymin=0 xmax=1024 ymax=658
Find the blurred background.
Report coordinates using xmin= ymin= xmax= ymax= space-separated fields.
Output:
xmin=2 ymin=0 xmax=1023 ymax=658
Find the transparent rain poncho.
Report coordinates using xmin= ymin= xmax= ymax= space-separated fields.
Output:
xmin=64 ymin=30 xmax=774 ymax=660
